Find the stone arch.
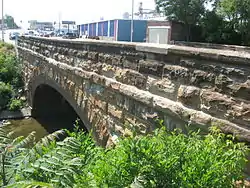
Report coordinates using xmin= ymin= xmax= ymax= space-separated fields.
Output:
xmin=29 ymin=74 xmax=91 ymax=133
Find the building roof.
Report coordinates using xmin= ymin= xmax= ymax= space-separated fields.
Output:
xmin=36 ymin=22 xmax=53 ymax=25
xmin=78 ymin=18 xmax=149 ymax=26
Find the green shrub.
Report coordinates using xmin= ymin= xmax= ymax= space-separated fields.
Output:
xmin=0 ymin=52 xmax=23 ymax=88
xmin=0 ymin=124 xmax=246 ymax=188
xmin=77 ymin=127 xmax=248 ymax=188
xmin=9 ymin=98 xmax=23 ymax=111
xmin=0 ymin=82 xmax=13 ymax=110
xmin=4 ymin=43 xmax=14 ymax=50
xmin=0 ymin=44 xmax=24 ymax=111
xmin=0 ymin=42 xmax=4 ymax=49
xmin=0 ymin=42 xmax=14 ymax=50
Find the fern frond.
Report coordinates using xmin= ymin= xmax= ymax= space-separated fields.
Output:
xmin=18 ymin=136 xmax=83 ymax=187
xmin=57 ymin=137 xmax=81 ymax=153
xmin=11 ymin=136 xmax=25 ymax=146
xmin=0 ymin=128 xmax=13 ymax=144
xmin=25 ymin=129 xmax=65 ymax=160
xmin=36 ymin=129 xmax=65 ymax=147
xmin=1 ymin=130 xmax=65 ymax=185
xmin=14 ymin=131 xmax=36 ymax=149
xmin=7 ymin=131 xmax=15 ymax=139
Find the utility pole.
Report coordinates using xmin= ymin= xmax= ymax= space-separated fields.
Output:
xmin=130 ymin=0 xmax=134 ymax=42
xmin=58 ymin=12 xmax=61 ymax=34
xmin=1 ymin=0 xmax=4 ymax=42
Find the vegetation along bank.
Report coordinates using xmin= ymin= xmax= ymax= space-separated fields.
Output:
xmin=0 ymin=122 xmax=249 ymax=187
xmin=0 ymin=42 xmax=25 ymax=115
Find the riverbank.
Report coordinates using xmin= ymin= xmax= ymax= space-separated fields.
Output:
xmin=0 ymin=107 xmax=31 ymax=120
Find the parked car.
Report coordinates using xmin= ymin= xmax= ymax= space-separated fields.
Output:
xmin=43 ymin=32 xmax=50 ymax=37
xmin=56 ymin=32 xmax=64 ymax=37
xmin=9 ymin=32 xmax=20 ymax=40
xmin=62 ymin=33 xmax=78 ymax=39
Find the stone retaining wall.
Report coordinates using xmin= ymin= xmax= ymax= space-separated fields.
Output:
xmin=17 ymin=36 xmax=250 ymax=142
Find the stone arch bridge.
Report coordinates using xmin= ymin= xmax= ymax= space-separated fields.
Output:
xmin=17 ymin=36 xmax=250 ymax=146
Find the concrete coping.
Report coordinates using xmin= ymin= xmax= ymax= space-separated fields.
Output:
xmin=19 ymin=36 xmax=250 ymax=65
xmin=172 ymin=41 xmax=250 ymax=52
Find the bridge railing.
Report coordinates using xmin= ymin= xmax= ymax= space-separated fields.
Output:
xmin=17 ymin=36 xmax=250 ymax=65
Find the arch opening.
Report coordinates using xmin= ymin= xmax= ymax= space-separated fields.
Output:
xmin=32 ymin=84 xmax=88 ymax=134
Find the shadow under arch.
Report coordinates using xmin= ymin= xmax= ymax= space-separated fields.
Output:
xmin=30 ymin=74 xmax=91 ymax=134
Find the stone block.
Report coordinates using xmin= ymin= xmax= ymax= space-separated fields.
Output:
xmin=123 ymin=97 xmax=132 ymax=111
xmin=101 ymin=64 xmax=116 ymax=78
xmin=146 ymin=75 xmax=158 ymax=91
xmin=229 ymin=80 xmax=250 ymax=100
xmin=76 ymin=90 xmax=85 ymax=107
xmin=177 ymin=85 xmax=201 ymax=109
xmin=200 ymin=89 xmax=250 ymax=126
xmin=200 ymin=90 xmax=232 ymax=117
xmin=210 ymin=118 xmax=250 ymax=142
xmin=230 ymin=102 xmax=250 ymax=126
xmin=76 ymin=51 xmax=87 ymax=59
xmin=123 ymin=112 xmax=151 ymax=135
xmin=99 ymin=53 xmax=112 ymax=64
xmin=88 ymin=83 xmax=105 ymax=97
xmin=190 ymin=70 xmax=215 ymax=88
xmin=95 ymin=98 xmax=107 ymax=112
xmin=115 ymin=69 xmax=147 ymax=89
xmin=107 ymin=103 xmax=123 ymax=120
xmin=115 ymin=94 xmax=124 ymax=108
xmin=131 ymin=101 xmax=149 ymax=120
xmin=61 ymin=48 xmax=69 ymax=55
xmin=162 ymin=114 xmax=186 ymax=133
xmin=122 ymin=58 xmax=138 ymax=70
xmin=103 ymin=89 xmax=117 ymax=104
xmin=119 ymin=85 xmax=153 ymax=106
xmin=149 ymin=78 xmax=177 ymax=101
xmin=111 ymin=55 xmax=123 ymax=67
xmin=93 ymin=117 xmax=110 ymax=147
xmin=153 ymin=96 xmax=183 ymax=118
xmin=163 ymin=64 xmax=189 ymax=82
xmin=88 ymin=52 xmax=98 ymax=62
xmin=215 ymin=74 xmax=233 ymax=91
xmin=189 ymin=110 xmax=212 ymax=126
xmin=105 ymin=80 xmax=121 ymax=90
xmin=138 ymin=60 xmax=164 ymax=76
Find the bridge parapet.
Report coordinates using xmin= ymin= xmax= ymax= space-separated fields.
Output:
xmin=18 ymin=36 xmax=250 ymax=143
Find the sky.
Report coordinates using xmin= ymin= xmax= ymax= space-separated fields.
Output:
xmin=2 ymin=0 xmax=155 ymax=26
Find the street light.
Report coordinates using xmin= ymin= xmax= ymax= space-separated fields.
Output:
xmin=1 ymin=0 xmax=4 ymax=42
xmin=130 ymin=0 xmax=134 ymax=42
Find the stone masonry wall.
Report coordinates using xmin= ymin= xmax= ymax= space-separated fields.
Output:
xmin=17 ymin=36 xmax=250 ymax=143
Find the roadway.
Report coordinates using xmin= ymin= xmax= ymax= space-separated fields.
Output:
xmin=0 ymin=30 xmax=127 ymax=45
xmin=0 ymin=29 xmax=24 ymax=45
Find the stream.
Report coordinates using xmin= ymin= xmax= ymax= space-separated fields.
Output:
xmin=2 ymin=118 xmax=49 ymax=141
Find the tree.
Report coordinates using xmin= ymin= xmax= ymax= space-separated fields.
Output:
xmin=217 ymin=0 xmax=250 ymax=45
xmin=156 ymin=0 xmax=207 ymax=41
xmin=4 ymin=15 xmax=18 ymax=29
